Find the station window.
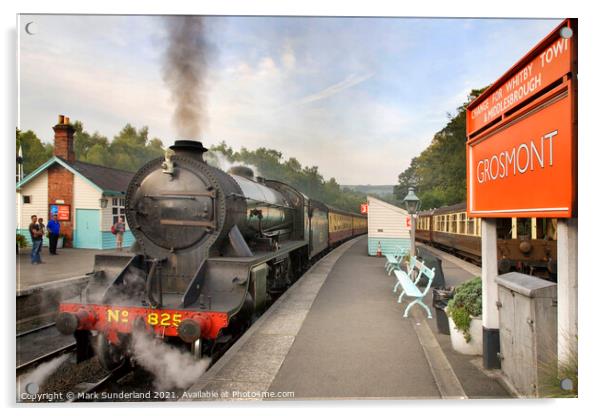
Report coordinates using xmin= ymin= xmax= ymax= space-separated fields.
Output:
xmin=112 ymin=197 xmax=125 ymax=225
xmin=22 ymin=195 xmax=31 ymax=204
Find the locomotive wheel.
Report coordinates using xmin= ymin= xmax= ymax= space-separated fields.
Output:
xmin=97 ymin=333 xmax=127 ymax=372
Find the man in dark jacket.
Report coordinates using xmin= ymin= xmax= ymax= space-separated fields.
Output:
xmin=47 ymin=214 xmax=61 ymax=255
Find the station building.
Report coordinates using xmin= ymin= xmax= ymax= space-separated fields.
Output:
xmin=16 ymin=115 xmax=135 ymax=249
xmin=366 ymin=195 xmax=411 ymax=256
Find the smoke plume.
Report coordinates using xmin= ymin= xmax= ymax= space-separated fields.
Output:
xmin=131 ymin=328 xmax=210 ymax=391
xmin=163 ymin=16 xmax=209 ymax=138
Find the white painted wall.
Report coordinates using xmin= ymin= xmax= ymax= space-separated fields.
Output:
xmin=73 ymin=175 xmax=102 ymax=230
xmin=16 ymin=170 xmax=48 ymax=229
xmin=367 ymin=196 xmax=410 ymax=239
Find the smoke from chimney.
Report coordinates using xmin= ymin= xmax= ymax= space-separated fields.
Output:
xmin=162 ymin=16 xmax=209 ymax=138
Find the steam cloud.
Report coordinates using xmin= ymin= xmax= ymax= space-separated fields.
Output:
xmin=163 ymin=16 xmax=209 ymax=138
xmin=18 ymin=354 xmax=69 ymax=398
xmin=131 ymin=329 xmax=210 ymax=391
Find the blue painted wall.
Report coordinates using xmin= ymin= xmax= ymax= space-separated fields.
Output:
xmin=17 ymin=228 xmax=134 ymax=250
xmin=101 ymin=230 xmax=134 ymax=249
xmin=368 ymin=237 xmax=411 ymax=256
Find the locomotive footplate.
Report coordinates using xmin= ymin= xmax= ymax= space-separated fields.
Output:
xmin=57 ymin=303 xmax=228 ymax=345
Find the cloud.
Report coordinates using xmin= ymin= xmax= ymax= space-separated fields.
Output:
xmin=296 ymin=72 xmax=374 ymax=105
xmin=17 ymin=15 xmax=562 ymax=186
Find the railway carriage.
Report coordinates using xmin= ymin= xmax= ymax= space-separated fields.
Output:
xmin=416 ymin=202 xmax=557 ymax=279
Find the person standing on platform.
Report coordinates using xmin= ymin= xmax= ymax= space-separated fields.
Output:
xmin=38 ymin=218 xmax=46 ymax=240
xmin=28 ymin=215 xmax=43 ymax=264
xmin=47 ymin=214 xmax=61 ymax=255
xmin=115 ymin=216 xmax=126 ymax=251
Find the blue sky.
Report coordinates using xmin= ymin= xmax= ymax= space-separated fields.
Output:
xmin=18 ymin=15 xmax=561 ymax=184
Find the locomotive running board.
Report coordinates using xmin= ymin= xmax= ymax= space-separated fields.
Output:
xmin=180 ymin=240 xmax=308 ymax=313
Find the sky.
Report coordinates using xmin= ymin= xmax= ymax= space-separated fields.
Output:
xmin=18 ymin=15 xmax=562 ymax=185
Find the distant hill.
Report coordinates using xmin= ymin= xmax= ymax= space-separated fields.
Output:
xmin=341 ymin=185 xmax=395 ymax=196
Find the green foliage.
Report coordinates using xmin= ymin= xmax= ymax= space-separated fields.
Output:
xmin=540 ymin=339 xmax=578 ymax=398
xmin=209 ymin=142 xmax=369 ymax=213
xmin=447 ymin=276 xmax=482 ymax=342
xmin=16 ymin=233 xmax=28 ymax=248
xmin=394 ymin=87 xmax=488 ymax=209
xmin=16 ymin=128 xmax=53 ymax=175
xmin=16 ymin=122 xmax=165 ymax=177
xmin=103 ymin=124 xmax=165 ymax=171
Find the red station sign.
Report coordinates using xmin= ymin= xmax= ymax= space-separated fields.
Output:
xmin=466 ymin=19 xmax=577 ymax=218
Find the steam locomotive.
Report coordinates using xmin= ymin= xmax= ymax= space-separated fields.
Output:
xmin=56 ymin=140 xmax=367 ymax=370
xmin=416 ymin=202 xmax=557 ymax=279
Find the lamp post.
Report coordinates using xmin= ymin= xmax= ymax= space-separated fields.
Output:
xmin=403 ymin=186 xmax=421 ymax=257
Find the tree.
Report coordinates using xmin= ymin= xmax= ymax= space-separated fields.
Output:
xmin=16 ymin=128 xmax=52 ymax=175
xmin=209 ymin=143 xmax=369 ymax=213
xmin=17 ymin=121 xmax=166 ymax=176
xmin=73 ymin=121 xmax=110 ymax=163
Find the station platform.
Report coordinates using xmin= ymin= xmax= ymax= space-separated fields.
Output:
xmin=183 ymin=235 xmax=511 ymax=401
xmin=17 ymin=247 xmax=127 ymax=292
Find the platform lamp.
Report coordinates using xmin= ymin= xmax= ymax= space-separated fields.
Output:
xmin=403 ymin=187 xmax=421 ymax=257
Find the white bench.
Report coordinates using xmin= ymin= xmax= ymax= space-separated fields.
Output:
xmin=384 ymin=246 xmax=409 ymax=275
xmin=393 ymin=258 xmax=436 ymax=318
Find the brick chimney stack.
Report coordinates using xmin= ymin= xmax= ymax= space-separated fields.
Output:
xmin=53 ymin=114 xmax=76 ymax=163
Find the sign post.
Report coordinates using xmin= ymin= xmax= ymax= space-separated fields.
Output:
xmin=466 ymin=19 xmax=577 ymax=372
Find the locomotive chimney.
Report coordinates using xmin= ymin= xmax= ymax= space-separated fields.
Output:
xmin=169 ymin=140 xmax=208 ymax=162
xmin=53 ymin=114 xmax=76 ymax=163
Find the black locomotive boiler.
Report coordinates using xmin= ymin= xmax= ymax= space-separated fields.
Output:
xmin=57 ymin=140 xmax=367 ymax=370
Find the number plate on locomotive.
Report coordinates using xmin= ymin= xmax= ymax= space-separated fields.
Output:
xmin=106 ymin=309 xmax=183 ymax=327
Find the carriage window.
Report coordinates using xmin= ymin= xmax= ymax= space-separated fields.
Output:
xmin=467 ymin=216 xmax=474 ymax=235
xmin=516 ymin=218 xmax=531 ymax=238
xmin=459 ymin=213 xmax=466 ymax=234
xmin=538 ymin=218 xmax=558 ymax=240
xmin=497 ymin=218 xmax=512 ymax=239
xmin=450 ymin=214 xmax=457 ymax=233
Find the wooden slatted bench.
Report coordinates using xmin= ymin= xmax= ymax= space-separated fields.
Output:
xmin=393 ymin=258 xmax=436 ymax=319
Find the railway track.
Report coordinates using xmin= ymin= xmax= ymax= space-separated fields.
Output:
xmin=16 ymin=322 xmax=76 ymax=377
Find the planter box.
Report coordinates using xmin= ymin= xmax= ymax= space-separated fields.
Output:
xmin=448 ymin=316 xmax=483 ymax=355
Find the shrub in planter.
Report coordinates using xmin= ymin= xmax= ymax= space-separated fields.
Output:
xmin=16 ymin=234 xmax=28 ymax=248
xmin=447 ymin=277 xmax=482 ymax=343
